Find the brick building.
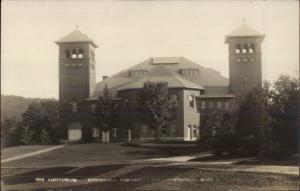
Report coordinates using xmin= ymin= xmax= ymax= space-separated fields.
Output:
xmin=55 ymin=23 xmax=264 ymax=141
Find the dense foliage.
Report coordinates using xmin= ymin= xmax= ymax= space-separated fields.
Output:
xmin=137 ymin=81 xmax=171 ymax=140
xmin=1 ymin=98 xmax=59 ymax=147
xmin=205 ymin=75 xmax=299 ymax=158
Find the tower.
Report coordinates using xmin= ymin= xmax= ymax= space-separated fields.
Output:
xmin=55 ymin=29 xmax=98 ymax=115
xmin=225 ymin=22 xmax=264 ymax=97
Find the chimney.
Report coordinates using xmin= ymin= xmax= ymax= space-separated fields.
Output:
xmin=102 ymin=76 xmax=108 ymax=80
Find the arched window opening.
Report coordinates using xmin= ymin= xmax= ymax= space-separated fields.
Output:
xmin=235 ymin=44 xmax=241 ymax=54
xmin=71 ymin=49 xmax=77 ymax=58
xmin=65 ymin=49 xmax=71 ymax=58
xmin=242 ymin=44 xmax=248 ymax=54
xmin=78 ymin=49 xmax=84 ymax=58
xmin=249 ymin=43 xmax=255 ymax=53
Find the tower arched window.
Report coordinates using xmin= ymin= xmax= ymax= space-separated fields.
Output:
xmin=249 ymin=43 xmax=255 ymax=53
xmin=242 ymin=44 xmax=248 ymax=54
xmin=78 ymin=49 xmax=84 ymax=58
xmin=235 ymin=44 xmax=241 ymax=54
xmin=65 ymin=49 xmax=71 ymax=58
xmin=71 ymin=49 xmax=77 ymax=58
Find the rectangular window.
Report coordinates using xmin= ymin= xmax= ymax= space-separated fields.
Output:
xmin=225 ymin=102 xmax=230 ymax=109
xmin=171 ymin=95 xmax=178 ymax=108
xmin=113 ymin=128 xmax=118 ymax=138
xmin=217 ymin=102 xmax=222 ymax=109
xmin=209 ymin=102 xmax=214 ymax=109
xmin=72 ymin=102 xmax=77 ymax=112
xmin=188 ymin=95 xmax=194 ymax=108
xmin=201 ymin=101 xmax=206 ymax=109
xmin=91 ymin=104 xmax=96 ymax=112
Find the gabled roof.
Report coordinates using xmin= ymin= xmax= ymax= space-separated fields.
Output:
xmin=117 ymin=66 xmax=204 ymax=91
xmin=225 ymin=23 xmax=264 ymax=43
xmin=55 ymin=29 xmax=98 ymax=47
xmin=94 ymin=57 xmax=229 ymax=96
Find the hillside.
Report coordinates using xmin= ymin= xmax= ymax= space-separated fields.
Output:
xmin=1 ymin=95 xmax=57 ymax=123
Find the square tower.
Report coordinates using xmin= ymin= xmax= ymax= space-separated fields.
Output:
xmin=55 ymin=29 xmax=98 ymax=114
xmin=225 ymin=23 xmax=264 ymax=97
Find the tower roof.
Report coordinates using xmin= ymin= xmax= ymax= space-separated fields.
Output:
xmin=55 ymin=29 xmax=98 ymax=47
xmin=225 ymin=23 xmax=264 ymax=43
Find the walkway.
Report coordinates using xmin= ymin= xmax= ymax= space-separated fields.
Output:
xmin=1 ymin=145 xmax=65 ymax=163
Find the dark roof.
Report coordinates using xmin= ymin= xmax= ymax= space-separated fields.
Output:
xmin=225 ymin=23 xmax=264 ymax=43
xmin=55 ymin=29 xmax=98 ymax=47
xmin=95 ymin=57 xmax=228 ymax=96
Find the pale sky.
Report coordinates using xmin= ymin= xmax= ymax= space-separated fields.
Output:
xmin=1 ymin=0 xmax=299 ymax=99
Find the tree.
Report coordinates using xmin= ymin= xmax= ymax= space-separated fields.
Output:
xmin=211 ymin=109 xmax=238 ymax=156
xmin=137 ymin=81 xmax=171 ymax=140
xmin=267 ymin=75 xmax=300 ymax=157
xmin=40 ymin=129 xmax=52 ymax=144
xmin=96 ymin=84 xmax=120 ymax=142
xmin=235 ymin=87 xmax=270 ymax=156
xmin=20 ymin=100 xmax=58 ymax=144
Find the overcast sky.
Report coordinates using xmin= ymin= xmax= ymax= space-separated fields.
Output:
xmin=1 ymin=0 xmax=299 ymax=98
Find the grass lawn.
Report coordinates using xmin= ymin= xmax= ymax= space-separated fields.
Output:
xmin=1 ymin=145 xmax=54 ymax=160
xmin=3 ymin=165 xmax=298 ymax=191
xmin=1 ymin=143 xmax=202 ymax=168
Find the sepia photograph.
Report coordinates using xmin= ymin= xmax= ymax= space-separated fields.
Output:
xmin=1 ymin=0 xmax=299 ymax=190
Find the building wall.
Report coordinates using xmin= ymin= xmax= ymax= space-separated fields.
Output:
xmin=182 ymin=89 xmax=201 ymax=141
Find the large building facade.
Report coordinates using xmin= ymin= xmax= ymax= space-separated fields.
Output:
xmin=55 ymin=23 xmax=264 ymax=142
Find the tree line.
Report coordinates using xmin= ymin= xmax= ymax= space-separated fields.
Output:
xmin=201 ymin=75 xmax=299 ymax=159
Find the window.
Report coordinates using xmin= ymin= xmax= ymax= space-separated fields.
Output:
xmin=78 ymin=49 xmax=84 ymax=58
xmin=78 ymin=63 xmax=83 ymax=67
xmin=71 ymin=49 xmax=77 ymax=58
xmin=249 ymin=43 xmax=255 ymax=53
xmin=170 ymin=95 xmax=178 ymax=108
xmin=225 ymin=102 xmax=230 ymax=110
xmin=209 ymin=102 xmax=214 ymax=109
xmin=113 ymin=128 xmax=118 ymax=138
xmin=201 ymin=101 xmax=206 ymax=109
xmin=72 ymin=102 xmax=77 ymax=112
xmin=235 ymin=44 xmax=241 ymax=54
xmin=91 ymin=104 xmax=96 ymax=112
xmin=217 ymin=102 xmax=222 ymax=109
xmin=193 ymin=125 xmax=198 ymax=138
xmin=72 ymin=81 xmax=78 ymax=87
xmin=242 ymin=44 xmax=248 ymax=54
xmin=170 ymin=125 xmax=176 ymax=136
xmin=188 ymin=95 xmax=194 ymax=108
xmin=72 ymin=63 xmax=76 ymax=67
xmin=92 ymin=127 xmax=99 ymax=138
xmin=65 ymin=63 xmax=70 ymax=67
xmin=65 ymin=49 xmax=71 ymax=58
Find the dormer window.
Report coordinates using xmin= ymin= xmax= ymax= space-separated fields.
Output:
xmin=72 ymin=49 xmax=77 ymax=58
xmin=130 ymin=70 xmax=148 ymax=77
xmin=78 ymin=49 xmax=84 ymax=58
xmin=180 ymin=69 xmax=200 ymax=76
